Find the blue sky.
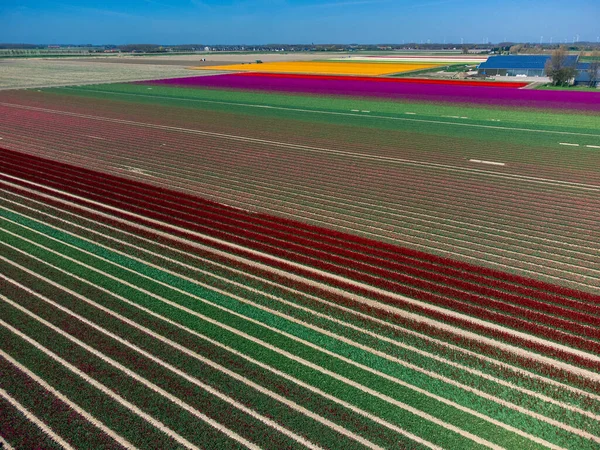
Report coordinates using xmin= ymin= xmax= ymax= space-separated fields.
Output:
xmin=2 ymin=0 xmax=599 ymax=45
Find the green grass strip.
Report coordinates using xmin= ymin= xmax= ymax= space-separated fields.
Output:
xmin=53 ymin=83 xmax=600 ymax=132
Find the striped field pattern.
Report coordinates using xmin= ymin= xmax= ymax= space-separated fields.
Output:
xmin=191 ymin=61 xmax=444 ymax=76
xmin=1 ymin=77 xmax=600 ymax=448
xmin=0 ymin=86 xmax=598 ymax=294
xmin=1 ymin=146 xmax=600 ymax=449
xmin=141 ymin=73 xmax=598 ymax=111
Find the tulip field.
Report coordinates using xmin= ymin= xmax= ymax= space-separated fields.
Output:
xmin=141 ymin=72 xmax=599 ymax=110
xmin=192 ymin=61 xmax=445 ymax=76
xmin=1 ymin=67 xmax=600 ymax=449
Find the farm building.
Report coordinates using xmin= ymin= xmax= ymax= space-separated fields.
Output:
xmin=477 ymin=54 xmax=597 ymax=85
xmin=574 ymin=62 xmax=600 ymax=86
xmin=477 ymin=54 xmax=578 ymax=77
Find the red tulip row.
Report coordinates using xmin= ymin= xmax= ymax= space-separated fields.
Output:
xmin=4 ymin=168 xmax=600 ymax=396
xmin=1 ymin=146 xmax=595 ymax=307
xmin=2 ymin=147 xmax=599 ymax=375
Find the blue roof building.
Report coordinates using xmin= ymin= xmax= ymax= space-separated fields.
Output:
xmin=574 ymin=62 xmax=599 ymax=86
xmin=477 ymin=55 xmax=579 ymax=78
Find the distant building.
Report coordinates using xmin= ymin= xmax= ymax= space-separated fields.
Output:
xmin=468 ymin=48 xmax=491 ymax=54
xmin=574 ymin=62 xmax=599 ymax=87
xmin=477 ymin=55 xmax=578 ymax=77
xmin=477 ymin=54 xmax=596 ymax=85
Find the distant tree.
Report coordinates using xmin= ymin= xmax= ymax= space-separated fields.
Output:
xmin=461 ymin=45 xmax=470 ymax=54
xmin=588 ymin=51 xmax=600 ymax=87
xmin=118 ymin=44 xmax=161 ymax=53
xmin=544 ymin=46 xmax=577 ymax=86
xmin=509 ymin=44 xmax=522 ymax=54
xmin=522 ymin=45 xmax=539 ymax=54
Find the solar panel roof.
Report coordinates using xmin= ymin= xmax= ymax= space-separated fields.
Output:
xmin=478 ymin=55 xmax=579 ymax=70
xmin=575 ymin=63 xmax=599 ymax=83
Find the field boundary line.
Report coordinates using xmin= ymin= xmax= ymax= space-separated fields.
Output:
xmin=0 ymin=349 xmax=135 ymax=449
xmin=57 ymin=86 xmax=600 ymax=138
xmin=2 ymin=102 xmax=600 ymax=192
xmin=6 ymin=196 xmax=599 ymax=409
xmin=2 ymin=210 xmax=590 ymax=445
xmin=0 ymin=246 xmax=503 ymax=450
xmin=0 ymin=316 xmax=204 ymax=450
xmin=0 ymin=387 xmax=74 ymax=450
xmin=2 ymin=181 xmax=600 ymax=378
